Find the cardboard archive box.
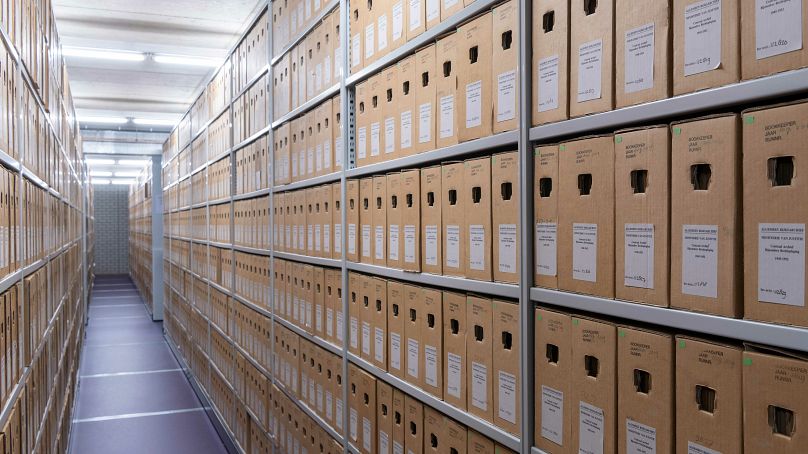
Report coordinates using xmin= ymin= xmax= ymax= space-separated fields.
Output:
xmin=442 ymin=161 xmax=465 ymax=277
xmin=670 ymin=114 xmax=741 ymax=317
xmin=398 ymin=56 xmax=417 ymax=158
xmin=570 ymin=0 xmax=615 ymax=117
xmin=464 ymin=157 xmax=493 ymax=281
xmin=493 ymin=300 xmax=520 ymax=435
xmin=422 ymin=287 xmax=443 ymax=399
xmin=457 ymin=12 xmax=493 ymax=142
xmin=363 ymin=0 xmax=377 ymax=68
xmin=675 ymin=336 xmax=743 ymax=454
xmin=532 ymin=0 xmax=570 ymax=126
xmin=535 ymin=145 xmax=560 ymax=288
xmin=360 ymin=177 xmax=374 ymax=263
xmin=492 ymin=0 xmax=519 ymax=133
xmin=443 ymin=291 xmax=467 ymax=410
xmin=467 ymin=295 xmax=494 ymax=423
xmin=742 ymin=101 xmax=808 ymax=326
xmin=741 ymin=0 xmax=808 ymax=80
xmin=383 ymin=66 xmax=399 ymax=162
xmin=356 ymin=81 xmax=370 ymax=168
xmin=388 ymin=280 xmax=407 ymax=380
xmin=614 ymin=126 xmax=670 ymax=307
xmin=401 ymin=169 xmax=422 ymax=271
xmin=404 ymin=284 xmax=423 ymax=386
xmin=369 ymin=74 xmax=384 ymax=165
xmin=615 ymin=0 xmax=671 ymax=108
xmin=405 ymin=395 xmax=425 ymax=454
xmin=535 ymin=308 xmax=572 ymax=453
xmin=360 ymin=274 xmax=375 ymax=362
xmin=436 ymin=32 xmax=460 ymax=149
xmin=377 ymin=380 xmax=394 ymax=454
xmin=373 ymin=175 xmax=388 ymax=266
xmin=492 ymin=151 xmax=519 ymax=284
xmin=387 ymin=172 xmax=403 ymax=269
xmin=349 ymin=271 xmax=362 ymax=356
xmin=415 ymin=45 xmax=437 ymax=154
xmin=421 ymin=165 xmax=442 ymax=274
xmin=372 ymin=276 xmax=388 ymax=370
xmin=558 ymin=135 xmax=616 ymax=298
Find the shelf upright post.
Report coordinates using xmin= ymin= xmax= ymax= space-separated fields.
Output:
xmin=151 ymin=156 xmax=164 ymax=320
xmin=518 ymin=0 xmax=535 ymax=452
xmin=338 ymin=0 xmax=351 ymax=450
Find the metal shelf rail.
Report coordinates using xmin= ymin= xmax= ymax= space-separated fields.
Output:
xmin=153 ymin=0 xmax=808 ymax=453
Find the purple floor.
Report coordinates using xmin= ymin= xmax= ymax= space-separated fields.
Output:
xmin=69 ymin=275 xmax=228 ymax=454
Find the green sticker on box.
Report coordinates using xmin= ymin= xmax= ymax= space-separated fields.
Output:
xmin=678 ymin=340 xmax=686 ymax=349
xmin=537 ymin=313 xmax=543 ymax=321
xmin=744 ymin=115 xmax=755 ymax=124
xmin=560 ymin=145 xmax=566 ymax=152
xmin=618 ymin=329 xmax=626 ymax=337
xmin=743 ymin=357 xmax=753 ymax=366
xmin=572 ymin=318 xmax=579 ymax=326
xmin=492 ymin=156 xmax=497 ymax=163
xmin=673 ymin=127 xmax=682 ymax=135
xmin=615 ymin=136 xmax=622 ymax=144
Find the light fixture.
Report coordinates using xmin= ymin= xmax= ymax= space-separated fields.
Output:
xmin=153 ymin=54 xmax=221 ymax=67
xmin=111 ymin=179 xmax=136 ymax=185
xmin=91 ymin=179 xmax=111 ymax=185
xmin=86 ymin=158 xmax=115 ymax=166
xmin=132 ymin=118 xmax=178 ymax=127
xmin=114 ymin=171 xmax=142 ymax=178
xmin=90 ymin=171 xmax=112 ymax=177
xmin=63 ymin=47 xmax=145 ymax=62
xmin=78 ymin=116 xmax=128 ymax=125
xmin=118 ymin=159 xmax=151 ymax=167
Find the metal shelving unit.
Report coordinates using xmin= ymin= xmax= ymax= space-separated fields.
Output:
xmin=152 ymin=0 xmax=808 ymax=453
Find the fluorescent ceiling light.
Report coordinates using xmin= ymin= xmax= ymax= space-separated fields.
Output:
xmin=118 ymin=159 xmax=150 ymax=167
xmin=79 ymin=116 xmax=128 ymax=125
xmin=133 ymin=118 xmax=178 ymax=127
xmin=115 ymin=171 xmax=142 ymax=177
xmin=111 ymin=179 xmax=136 ymax=185
xmin=90 ymin=171 xmax=112 ymax=177
xmin=63 ymin=47 xmax=145 ymax=62
xmin=91 ymin=179 xmax=111 ymax=185
xmin=153 ymin=54 xmax=220 ymax=67
xmin=86 ymin=158 xmax=115 ymax=166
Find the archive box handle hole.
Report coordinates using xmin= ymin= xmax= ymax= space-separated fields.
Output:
xmin=373 ymin=95 xmax=378 ymax=108
xmin=501 ymin=30 xmax=512 ymax=50
xmin=768 ymin=156 xmax=794 ymax=187
xmin=690 ymin=164 xmax=711 ymax=190
xmin=382 ymin=404 xmax=388 ymax=416
xmin=359 ymin=102 xmax=365 ymax=113
xmin=631 ymin=169 xmax=648 ymax=194
xmin=768 ymin=405 xmax=795 ymax=437
xmin=393 ymin=303 xmax=399 ymax=316
xmin=539 ymin=177 xmax=553 ymax=197
xmin=391 ymin=195 xmax=397 ymax=208
xmin=469 ymin=46 xmax=478 ymax=64
xmin=364 ymin=296 xmax=369 ymax=307
xmin=695 ymin=385 xmax=716 ymax=413
xmin=351 ymin=383 xmax=356 ymax=394
xmin=443 ymin=61 xmax=452 ymax=77
xmin=411 ymin=421 xmax=417 ymax=435
xmin=376 ymin=299 xmax=382 ymax=312
xmin=395 ymin=411 xmax=402 ymax=424
xmin=427 ymin=191 xmax=435 ymax=206
xmin=578 ymin=174 xmax=592 ymax=195
xmin=377 ymin=197 xmax=382 ymax=209
xmin=422 ymin=72 xmax=429 ymax=87
xmin=584 ymin=0 xmax=597 ymax=15
xmin=472 ymin=186 xmax=482 ymax=203
xmin=410 ymin=308 xmax=417 ymax=321
xmin=363 ymin=198 xmax=369 ymax=209
xmin=546 ymin=343 xmax=559 ymax=364
xmin=501 ymin=331 xmax=512 ymax=350
xmin=428 ymin=313 xmax=435 ymax=328
xmin=352 ymin=291 xmax=357 ymax=303
xmin=387 ymin=89 xmax=393 ymax=102
xmin=543 ymin=11 xmax=555 ymax=33
xmin=633 ymin=369 xmax=651 ymax=394
xmin=451 ymin=449 xmax=459 ymax=454
xmin=501 ymin=182 xmax=512 ymax=201
xmin=474 ymin=325 xmax=484 ymax=342
xmin=407 ymin=194 xmax=413 ymax=207
xmin=451 ymin=319 xmax=459 ymax=334
xmin=403 ymin=81 xmax=410 ymax=95
xmin=364 ymin=393 xmax=369 ymax=405
xmin=584 ymin=355 xmax=599 ymax=377
xmin=431 ymin=434 xmax=438 ymax=448
xmin=448 ymin=189 xmax=457 ymax=205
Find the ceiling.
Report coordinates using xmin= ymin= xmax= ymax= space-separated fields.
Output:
xmin=53 ymin=0 xmax=265 ymax=163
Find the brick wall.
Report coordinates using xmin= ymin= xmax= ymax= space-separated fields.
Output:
xmin=93 ymin=184 xmax=130 ymax=274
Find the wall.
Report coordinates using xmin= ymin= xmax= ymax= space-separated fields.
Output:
xmin=93 ymin=184 xmax=130 ymax=274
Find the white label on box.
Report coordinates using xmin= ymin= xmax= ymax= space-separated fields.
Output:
xmin=465 ymin=80 xmax=483 ymax=128
xmin=625 ymin=223 xmax=655 ymax=289
xmin=393 ymin=1 xmax=404 ymax=41
xmin=371 ymin=122 xmax=381 ymax=157
xmin=327 ymin=308 xmax=334 ymax=337
xmin=300 ymin=225 xmax=306 ymax=250
xmin=350 ymin=407 xmax=358 ymax=441
xmin=357 ymin=126 xmax=367 ymax=159
xmin=365 ymin=24 xmax=375 ymax=59
xmin=378 ymin=15 xmax=388 ymax=51
xmin=624 ymin=23 xmax=655 ymax=94
xmin=352 ymin=34 xmax=361 ymax=68
xmin=390 ymin=332 xmax=402 ymax=370
xmin=497 ymin=70 xmax=517 ymax=122
xmin=324 ymin=141 xmax=331 ymax=168
xmin=375 ymin=225 xmax=385 ymax=259
xmin=425 ymin=344 xmax=438 ymax=387
xmin=758 ymin=223 xmax=805 ymax=306
xmin=538 ymin=55 xmax=560 ymax=112
xmin=316 ymin=144 xmax=323 ymax=171
xmin=380 ymin=431 xmax=390 ymax=454
xmin=446 ymin=352 xmax=462 ymax=398
xmin=317 ymin=385 xmax=324 ymax=412
xmin=404 ymin=225 xmax=417 ymax=263
xmin=305 ymin=0 xmax=311 ymax=19
xmin=308 ymin=225 xmax=314 ymax=250
xmin=385 ymin=117 xmax=396 ymax=154
xmin=325 ymin=56 xmax=332 ymax=85
xmin=336 ymin=135 xmax=344 ymax=168
xmin=326 ymin=391 xmax=334 ymax=419
xmin=350 ymin=316 xmax=359 ymax=348
xmin=755 ymin=0 xmax=803 ymax=59
xmin=336 ymin=398 xmax=344 ymax=430
xmin=362 ymin=321 xmax=371 ymax=355
xmin=336 ymin=223 xmax=343 ymax=254
xmin=541 ymin=385 xmax=564 ymax=445
xmin=302 ymin=373 xmax=309 ymax=399
xmin=389 ymin=224 xmax=400 ymax=261
xmin=498 ymin=223 xmax=517 ymax=274
xmin=446 ymin=225 xmax=461 ymax=269
xmin=409 ymin=0 xmax=422 ymax=31
xmin=316 ymin=63 xmax=323 ymax=91
xmin=407 ymin=337 xmax=419 ymax=378
xmin=335 ymin=311 xmax=344 ymax=341
xmin=684 ymin=0 xmax=722 ymax=76
xmin=469 ymin=224 xmax=485 ymax=271
xmin=687 ymin=441 xmax=722 ymax=454
xmin=577 ymin=39 xmax=603 ymax=102
xmin=573 ymin=223 xmax=598 ymax=282
xmin=498 ymin=370 xmax=517 ymax=424
xmin=627 ymin=419 xmax=657 ymax=454
xmin=536 ymin=222 xmax=558 ymax=276
xmin=375 ymin=327 xmax=385 ymax=363
xmin=324 ymin=224 xmax=331 ymax=253
xmin=439 ymin=95 xmax=454 ymax=139
xmin=471 ymin=361 xmax=488 ymax=411
xmin=682 ymin=225 xmax=718 ymax=298
xmin=426 ymin=0 xmax=439 ymax=21
xmin=363 ymin=417 xmax=372 ymax=451
xmin=393 ymin=441 xmax=404 ymax=454
xmin=418 ymin=103 xmax=432 ymax=143
xmin=401 ymin=110 xmax=413 ymax=149
xmin=444 ymin=0 xmax=459 ymax=8
xmin=425 ymin=225 xmax=439 ymax=265
xmin=362 ymin=225 xmax=371 ymax=257
xmin=316 ymin=305 xmax=323 ymax=331
xmin=579 ymin=401 xmax=605 ymax=454
xmin=293 ymin=225 xmax=299 ymax=249
xmin=309 ymin=375 xmax=315 ymax=403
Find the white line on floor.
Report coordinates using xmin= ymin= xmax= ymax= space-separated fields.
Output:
xmin=80 ymin=368 xmax=182 ymax=379
xmin=91 ymin=315 xmax=150 ymax=320
xmin=83 ymin=341 xmax=167 ymax=348
xmin=72 ymin=407 xmax=210 ymax=424
xmin=91 ymin=304 xmax=145 ymax=307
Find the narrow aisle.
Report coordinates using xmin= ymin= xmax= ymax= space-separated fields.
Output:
xmin=69 ymin=275 xmax=228 ymax=454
